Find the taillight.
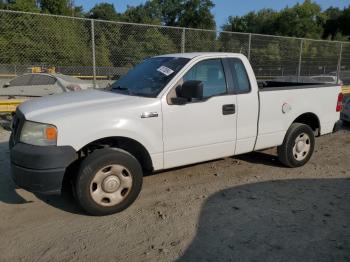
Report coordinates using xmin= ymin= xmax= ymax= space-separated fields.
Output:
xmin=336 ymin=93 xmax=343 ymax=112
xmin=66 ymin=84 xmax=82 ymax=91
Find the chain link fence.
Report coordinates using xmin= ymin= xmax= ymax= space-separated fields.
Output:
xmin=0 ymin=9 xmax=349 ymax=88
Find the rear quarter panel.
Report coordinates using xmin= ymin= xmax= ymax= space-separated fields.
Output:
xmin=255 ymin=85 xmax=341 ymax=150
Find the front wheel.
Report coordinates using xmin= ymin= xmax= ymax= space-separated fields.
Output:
xmin=75 ymin=148 xmax=143 ymax=216
xmin=277 ymin=123 xmax=315 ymax=168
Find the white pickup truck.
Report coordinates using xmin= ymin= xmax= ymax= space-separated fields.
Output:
xmin=10 ymin=53 xmax=343 ymax=215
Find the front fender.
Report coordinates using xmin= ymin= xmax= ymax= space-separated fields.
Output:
xmin=58 ymin=117 xmax=163 ymax=155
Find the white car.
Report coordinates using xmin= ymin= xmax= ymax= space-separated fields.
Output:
xmin=310 ymin=75 xmax=343 ymax=86
xmin=9 ymin=53 xmax=342 ymax=215
xmin=0 ymin=73 xmax=96 ymax=98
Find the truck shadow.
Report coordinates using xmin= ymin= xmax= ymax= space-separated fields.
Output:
xmin=235 ymin=151 xmax=284 ymax=167
xmin=341 ymin=121 xmax=350 ymax=131
xmin=34 ymin=187 xmax=84 ymax=215
xmin=179 ymin=178 xmax=350 ymax=262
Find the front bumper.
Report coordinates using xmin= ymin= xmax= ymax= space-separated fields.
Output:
xmin=11 ymin=143 xmax=77 ymax=195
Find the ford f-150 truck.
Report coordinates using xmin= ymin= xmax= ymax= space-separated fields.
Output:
xmin=9 ymin=53 xmax=343 ymax=215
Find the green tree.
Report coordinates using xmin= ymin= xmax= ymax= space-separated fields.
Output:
xmin=274 ymin=0 xmax=325 ymax=39
xmin=94 ymin=21 xmax=121 ymax=67
xmin=222 ymin=1 xmax=329 ymax=39
xmin=154 ymin=0 xmax=182 ymax=26
xmin=120 ymin=0 xmax=215 ymax=29
xmin=7 ymin=0 xmax=39 ymax=12
xmin=114 ymin=27 xmax=177 ymax=67
xmin=322 ymin=6 xmax=350 ymax=41
xmin=88 ymin=3 xmax=119 ymax=21
xmin=40 ymin=0 xmax=82 ymax=16
xmin=0 ymin=12 xmax=91 ymax=66
xmin=120 ymin=2 xmax=161 ymax=25
xmin=222 ymin=9 xmax=278 ymax=35
xmin=178 ymin=0 xmax=215 ymax=29
xmin=323 ymin=7 xmax=342 ymax=39
xmin=338 ymin=6 xmax=350 ymax=37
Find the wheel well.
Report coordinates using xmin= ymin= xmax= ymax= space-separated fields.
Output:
xmin=80 ymin=137 xmax=153 ymax=172
xmin=293 ymin=113 xmax=320 ymax=136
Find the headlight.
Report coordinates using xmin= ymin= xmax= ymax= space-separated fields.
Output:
xmin=20 ymin=121 xmax=57 ymax=146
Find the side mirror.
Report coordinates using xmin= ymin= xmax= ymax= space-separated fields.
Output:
xmin=3 ymin=82 xmax=10 ymax=88
xmin=177 ymin=80 xmax=203 ymax=100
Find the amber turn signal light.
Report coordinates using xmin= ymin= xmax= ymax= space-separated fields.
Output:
xmin=45 ymin=126 xmax=57 ymax=140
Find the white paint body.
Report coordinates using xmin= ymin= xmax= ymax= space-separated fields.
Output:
xmin=18 ymin=53 xmax=341 ymax=171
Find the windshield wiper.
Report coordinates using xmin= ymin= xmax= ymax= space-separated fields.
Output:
xmin=111 ymin=86 xmax=131 ymax=94
xmin=112 ymin=85 xmax=128 ymax=91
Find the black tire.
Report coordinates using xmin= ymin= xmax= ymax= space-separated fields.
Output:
xmin=277 ymin=123 xmax=315 ymax=168
xmin=75 ymin=148 xmax=143 ymax=216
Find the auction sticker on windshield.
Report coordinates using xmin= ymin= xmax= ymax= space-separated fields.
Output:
xmin=157 ymin=66 xmax=174 ymax=76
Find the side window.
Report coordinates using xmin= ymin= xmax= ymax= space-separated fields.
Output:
xmin=9 ymin=74 xmax=33 ymax=87
xmin=183 ymin=59 xmax=227 ymax=98
xmin=229 ymin=59 xmax=251 ymax=93
xmin=30 ymin=75 xmax=57 ymax=85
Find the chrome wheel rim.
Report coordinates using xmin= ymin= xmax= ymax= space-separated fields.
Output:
xmin=292 ymin=132 xmax=311 ymax=161
xmin=90 ymin=164 xmax=133 ymax=207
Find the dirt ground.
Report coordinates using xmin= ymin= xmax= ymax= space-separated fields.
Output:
xmin=0 ymin=125 xmax=349 ymax=262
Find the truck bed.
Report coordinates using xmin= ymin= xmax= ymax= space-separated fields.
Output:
xmin=254 ymin=82 xmax=341 ymax=151
xmin=258 ymin=81 xmax=338 ymax=91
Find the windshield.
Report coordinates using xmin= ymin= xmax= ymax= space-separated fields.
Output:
xmin=110 ymin=57 xmax=190 ymax=97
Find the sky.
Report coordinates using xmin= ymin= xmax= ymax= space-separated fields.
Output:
xmin=75 ymin=0 xmax=350 ymax=28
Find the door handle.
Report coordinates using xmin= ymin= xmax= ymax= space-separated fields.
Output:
xmin=141 ymin=112 xmax=158 ymax=118
xmin=222 ymin=104 xmax=235 ymax=115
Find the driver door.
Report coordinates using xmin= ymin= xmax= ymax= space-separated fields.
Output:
xmin=162 ymin=58 xmax=237 ymax=169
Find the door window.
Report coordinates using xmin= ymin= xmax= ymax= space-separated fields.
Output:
xmin=183 ymin=59 xmax=227 ymax=98
xmin=229 ymin=58 xmax=251 ymax=93
xmin=30 ymin=74 xmax=57 ymax=85
xmin=9 ymin=74 xmax=33 ymax=87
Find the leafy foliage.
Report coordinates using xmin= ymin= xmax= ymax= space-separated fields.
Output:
xmin=88 ymin=3 xmax=119 ymax=21
xmin=222 ymin=0 xmax=350 ymax=41
xmin=0 ymin=0 xmax=349 ymax=78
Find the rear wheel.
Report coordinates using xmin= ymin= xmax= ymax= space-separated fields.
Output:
xmin=277 ymin=123 xmax=315 ymax=167
xmin=75 ymin=148 xmax=143 ymax=216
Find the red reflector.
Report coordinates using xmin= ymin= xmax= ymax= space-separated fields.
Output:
xmin=336 ymin=93 xmax=343 ymax=112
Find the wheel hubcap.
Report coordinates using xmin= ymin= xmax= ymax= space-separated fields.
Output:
xmin=102 ymin=176 xmax=120 ymax=193
xmin=90 ymin=164 xmax=133 ymax=207
xmin=296 ymin=141 xmax=305 ymax=152
xmin=292 ymin=132 xmax=311 ymax=161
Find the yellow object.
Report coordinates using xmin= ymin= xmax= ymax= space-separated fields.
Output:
xmin=342 ymin=86 xmax=350 ymax=95
xmin=30 ymin=66 xmax=56 ymax=74
xmin=0 ymin=99 xmax=25 ymax=113
xmin=47 ymin=67 xmax=56 ymax=74
xmin=31 ymin=67 xmax=42 ymax=73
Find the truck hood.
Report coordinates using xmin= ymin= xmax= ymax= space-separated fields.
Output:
xmin=19 ymin=89 xmax=157 ymax=122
